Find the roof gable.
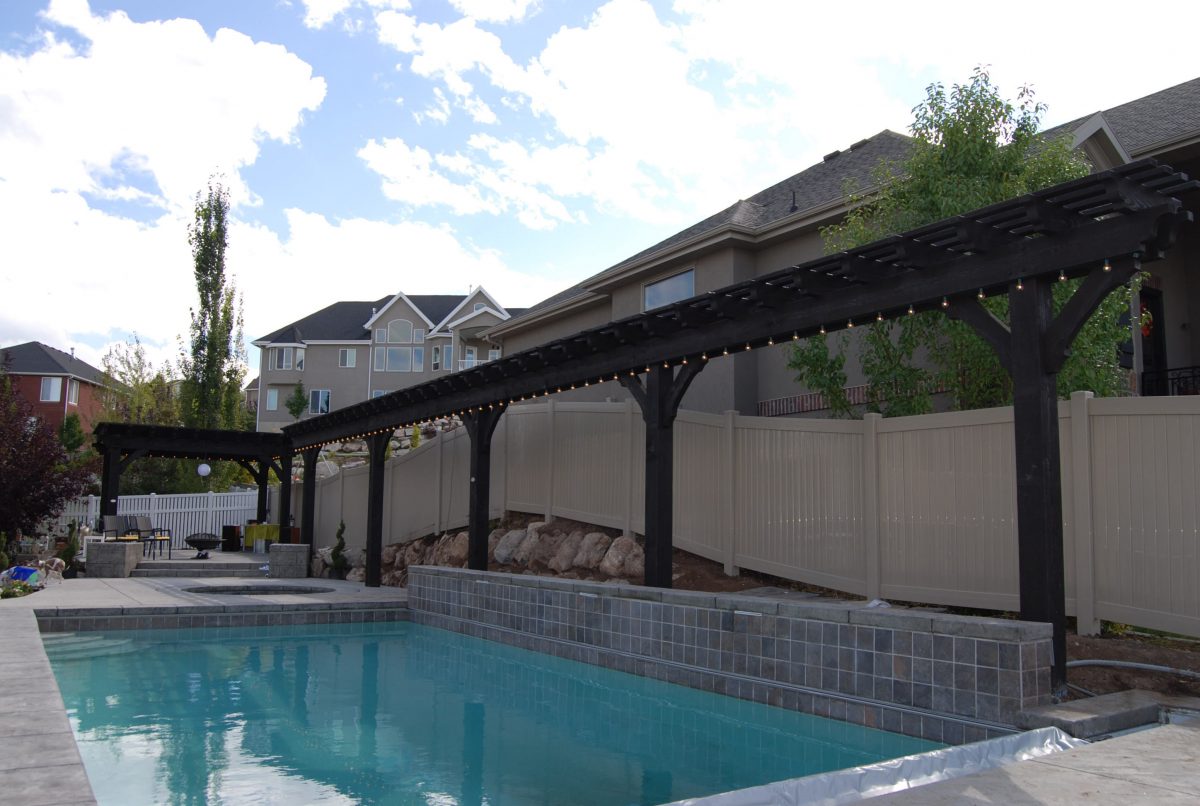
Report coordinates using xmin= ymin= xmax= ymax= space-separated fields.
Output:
xmin=430 ymin=287 xmax=509 ymax=334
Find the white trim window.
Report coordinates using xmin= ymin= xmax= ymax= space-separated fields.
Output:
xmin=67 ymin=379 xmax=79 ymax=405
xmin=644 ymin=268 xmax=695 ymax=311
xmin=40 ymin=377 xmax=62 ymax=401
xmin=474 ymin=302 xmax=486 ymax=312
xmin=488 ymin=348 xmax=500 ymax=362
xmin=309 ymin=389 xmax=331 ymax=415
xmin=413 ymin=346 xmax=424 ymax=372
xmin=371 ymin=390 xmax=386 ymax=399
xmin=338 ymin=348 xmax=356 ymax=368
xmin=432 ymin=345 xmax=441 ymax=371
xmin=266 ymin=389 xmax=279 ymax=411
xmin=272 ymin=346 xmax=304 ymax=370
xmin=375 ymin=328 xmax=386 ymax=343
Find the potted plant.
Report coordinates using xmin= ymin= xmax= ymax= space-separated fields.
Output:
xmin=329 ymin=521 xmax=350 ymax=580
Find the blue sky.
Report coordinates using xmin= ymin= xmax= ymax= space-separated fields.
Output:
xmin=2 ymin=0 xmax=1198 ymax=376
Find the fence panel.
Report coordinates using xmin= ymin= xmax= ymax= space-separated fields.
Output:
xmin=674 ymin=412 xmax=726 ymax=563
xmin=1088 ymin=396 xmax=1200 ymax=636
xmin=385 ymin=439 xmax=440 ymax=543
xmin=732 ymin=418 xmax=866 ymax=594
xmin=504 ymin=404 xmax=551 ymax=515
xmin=547 ymin=403 xmax=633 ymax=530
xmin=51 ymin=491 xmax=258 ymax=552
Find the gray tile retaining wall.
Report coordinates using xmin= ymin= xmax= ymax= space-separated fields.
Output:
xmin=35 ymin=601 xmax=409 ymax=632
xmin=408 ymin=566 xmax=1055 ymax=745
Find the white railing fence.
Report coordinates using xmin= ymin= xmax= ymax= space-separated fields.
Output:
xmin=290 ymin=392 xmax=1200 ymax=639
xmin=55 ymin=491 xmax=259 ymax=552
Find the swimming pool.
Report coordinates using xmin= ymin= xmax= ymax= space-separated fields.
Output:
xmin=48 ymin=622 xmax=942 ymax=805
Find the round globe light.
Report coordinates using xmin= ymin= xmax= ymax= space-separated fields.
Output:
xmin=197 ymin=463 xmax=212 ymax=477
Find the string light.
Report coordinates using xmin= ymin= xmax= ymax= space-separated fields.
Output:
xmin=663 ymin=361 xmax=670 ymax=368
xmin=722 ymin=347 xmax=729 ymax=356
xmin=1103 ymin=258 xmax=1112 ymax=272
xmin=767 ymin=336 xmax=774 ymax=346
xmin=1016 ymin=277 xmax=1024 ymax=291
xmin=977 ymin=288 xmax=985 ymax=300
xmin=941 ymin=297 xmax=949 ymax=308
xmin=681 ymin=357 xmax=688 ymax=365
xmin=847 ymin=318 xmax=854 ymax=328
xmin=702 ymin=352 xmax=709 ymax=361
xmin=1058 ymin=269 xmax=1066 ymax=282
xmin=876 ymin=312 xmax=883 ymax=322
xmin=792 ymin=331 xmax=799 ymax=340
xmin=819 ymin=324 xmax=826 ymax=335
xmin=907 ymin=304 xmax=915 ymax=315
xmin=744 ymin=342 xmax=751 ymax=351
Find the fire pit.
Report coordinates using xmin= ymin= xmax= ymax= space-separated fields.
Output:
xmin=184 ymin=533 xmax=221 ymax=559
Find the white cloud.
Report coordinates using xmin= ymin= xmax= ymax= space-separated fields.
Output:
xmin=0 ymin=0 xmax=326 ymax=212
xmin=300 ymin=0 xmax=410 ymax=30
xmin=447 ymin=0 xmax=540 ymax=24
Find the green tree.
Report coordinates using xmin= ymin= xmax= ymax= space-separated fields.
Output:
xmin=58 ymin=413 xmax=86 ymax=453
xmin=789 ymin=68 xmax=1116 ymax=415
xmin=179 ymin=178 xmax=247 ymax=432
xmin=285 ymin=381 xmax=308 ymax=421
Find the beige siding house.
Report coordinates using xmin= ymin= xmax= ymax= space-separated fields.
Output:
xmin=486 ymin=78 xmax=1200 ymax=416
xmin=253 ymin=287 xmax=521 ymax=432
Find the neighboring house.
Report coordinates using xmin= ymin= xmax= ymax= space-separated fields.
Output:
xmin=0 ymin=341 xmax=107 ymax=433
xmin=253 ymin=287 xmax=523 ymax=432
xmin=244 ymin=376 xmax=259 ymax=411
xmin=486 ymin=77 xmax=1200 ymax=416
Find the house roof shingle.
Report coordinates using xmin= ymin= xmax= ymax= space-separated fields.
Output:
xmin=0 ymin=341 xmax=107 ymax=384
xmin=1043 ymin=77 xmax=1200 ymax=157
xmin=255 ymin=294 xmax=511 ymax=345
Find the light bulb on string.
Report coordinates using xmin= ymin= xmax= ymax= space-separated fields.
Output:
xmin=1103 ymin=258 xmax=1112 ymax=272
xmin=907 ymin=304 xmax=915 ymax=315
xmin=767 ymin=336 xmax=774 ymax=346
xmin=1016 ymin=278 xmax=1024 ymax=291
xmin=847 ymin=318 xmax=854 ymax=328
xmin=819 ymin=324 xmax=826 ymax=335
xmin=1058 ymin=269 xmax=1066 ymax=282
xmin=941 ymin=297 xmax=949 ymax=308
xmin=744 ymin=343 xmax=751 ymax=351
xmin=876 ymin=312 xmax=883 ymax=322
xmin=977 ymin=288 xmax=985 ymax=300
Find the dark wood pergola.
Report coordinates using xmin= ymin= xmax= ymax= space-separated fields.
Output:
xmin=280 ymin=160 xmax=1194 ymax=689
xmin=92 ymin=423 xmax=292 ymax=527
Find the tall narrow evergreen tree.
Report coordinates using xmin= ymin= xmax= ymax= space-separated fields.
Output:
xmin=179 ymin=179 xmax=247 ymax=432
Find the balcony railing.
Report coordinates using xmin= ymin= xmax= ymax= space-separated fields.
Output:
xmin=1142 ymin=366 xmax=1200 ymax=396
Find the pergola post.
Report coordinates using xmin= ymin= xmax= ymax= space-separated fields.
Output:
xmin=365 ymin=432 xmax=390 ymax=587
xmin=621 ymin=362 xmax=703 ymax=588
xmin=277 ymin=447 xmax=294 ymax=531
xmin=300 ymin=448 xmax=319 ymax=546
xmin=462 ymin=405 xmax=507 ymax=571
xmin=254 ymin=458 xmax=270 ymax=523
xmin=99 ymin=446 xmax=122 ymax=519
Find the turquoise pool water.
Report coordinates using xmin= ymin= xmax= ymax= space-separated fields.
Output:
xmin=48 ymin=622 xmax=941 ymax=805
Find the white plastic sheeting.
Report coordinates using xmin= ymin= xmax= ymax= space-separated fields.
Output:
xmin=668 ymin=727 xmax=1085 ymax=806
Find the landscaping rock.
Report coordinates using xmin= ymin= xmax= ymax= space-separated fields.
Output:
xmin=444 ymin=532 xmax=469 ymax=566
xmin=573 ymin=532 xmax=612 ymax=570
xmin=402 ymin=541 xmax=427 ymax=568
xmin=487 ymin=528 xmax=505 ymax=562
xmin=600 ymin=536 xmax=641 ymax=578
xmin=381 ymin=570 xmax=404 ymax=587
xmin=346 ymin=567 xmax=366 ymax=583
xmin=311 ymin=556 xmax=326 ymax=577
xmin=382 ymin=544 xmax=400 ymax=566
xmin=493 ymin=529 xmax=527 ymax=565
xmin=548 ymin=531 xmax=584 ymax=573
xmin=349 ymin=548 xmax=367 ymax=569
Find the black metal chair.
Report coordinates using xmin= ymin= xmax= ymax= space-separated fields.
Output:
xmin=135 ymin=516 xmax=172 ymax=559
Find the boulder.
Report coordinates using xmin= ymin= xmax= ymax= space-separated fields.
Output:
xmin=444 ymin=532 xmax=469 ymax=566
xmin=402 ymin=540 xmax=427 ymax=568
xmin=382 ymin=544 xmax=400 ymax=566
xmin=350 ymin=548 xmax=367 ymax=569
xmin=487 ymin=527 xmax=506 ymax=562
xmin=346 ymin=567 xmax=366 ymax=583
xmin=311 ymin=556 xmax=326 ymax=577
xmin=316 ymin=546 xmax=333 ymax=564
xmin=522 ymin=530 xmax=564 ymax=567
xmin=548 ymin=531 xmax=584 ymax=573
xmin=493 ymin=529 xmax=527 ymax=565
xmin=381 ymin=570 xmax=404 ymax=587
xmin=600 ymin=536 xmax=643 ymax=578
xmin=573 ymin=532 xmax=612 ymax=570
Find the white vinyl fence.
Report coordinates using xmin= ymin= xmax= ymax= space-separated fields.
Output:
xmin=55 ymin=491 xmax=259 ymax=553
xmin=295 ymin=393 xmax=1200 ymax=639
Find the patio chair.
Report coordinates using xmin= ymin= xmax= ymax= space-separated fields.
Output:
xmin=135 ymin=516 xmax=172 ymax=559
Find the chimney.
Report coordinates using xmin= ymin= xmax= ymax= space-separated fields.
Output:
xmin=70 ymin=347 xmax=75 ymax=359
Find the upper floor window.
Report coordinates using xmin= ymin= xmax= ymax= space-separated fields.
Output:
xmin=488 ymin=348 xmax=501 ymax=362
xmin=67 ymin=379 xmax=79 ymax=405
xmin=40 ymin=377 xmax=61 ymax=402
xmin=338 ymin=348 xmax=356 ymax=368
xmin=644 ymin=268 xmax=694 ymax=311
xmin=431 ymin=345 xmax=441 ymax=371
xmin=474 ymin=303 xmax=486 ymax=312
xmin=387 ymin=319 xmax=413 ymax=344
xmin=272 ymin=346 xmax=304 ymax=371
xmin=309 ymin=389 xmax=330 ymax=415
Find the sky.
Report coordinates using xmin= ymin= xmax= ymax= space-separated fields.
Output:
xmin=2 ymin=0 xmax=1198 ymax=378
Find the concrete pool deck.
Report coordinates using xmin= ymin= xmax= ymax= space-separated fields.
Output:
xmin=1 ymin=575 xmax=1196 ymax=805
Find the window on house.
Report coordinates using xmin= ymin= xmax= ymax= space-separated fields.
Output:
xmin=67 ymin=379 xmax=79 ymax=405
xmin=273 ymin=347 xmax=296 ymax=370
xmin=488 ymin=349 xmax=500 ymax=362
xmin=309 ymin=389 xmax=331 ymax=415
xmin=266 ymin=389 xmax=279 ymax=411
xmin=474 ymin=303 xmax=486 ymax=312
xmin=431 ymin=346 xmax=441 ymax=371
xmin=413 ymin=328 xmax=425 ymax=344
xmin=40 ymin=377 xmax=62 ymax=401
xmin=295 ymin=348 xmax=305 ymax=371
xmin=413 ymin=346 xmax=424 ymax=372
xmin=339 ymin=348 xmax=356 ymax=368
xmin=644 ymin=268 xmax=695 ymax=310
xmin=387 ymin=319 xmax=413 ymax=344
xmin=386 ymin=347 xmax=412 ymax=372
xmin=375 ymin=328 xmax=386 ymax=343
xmin=371 ymin=390 xmax=385 ymax=399
xmin=445 ymin=344 xmax=454 ymax=367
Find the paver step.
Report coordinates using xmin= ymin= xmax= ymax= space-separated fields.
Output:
xmin=130 ymin=567 xmax=267 ymax=578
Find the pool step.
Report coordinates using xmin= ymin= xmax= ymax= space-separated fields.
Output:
xmin=131 ymin=561 xmax=268 ymax=578
xmin=42 ymin=633 xmax=138 ymax=660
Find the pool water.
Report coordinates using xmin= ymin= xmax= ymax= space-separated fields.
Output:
xmin=48 ymin=622 xmax=941 ymax=805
